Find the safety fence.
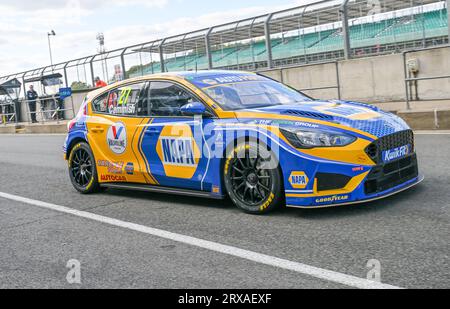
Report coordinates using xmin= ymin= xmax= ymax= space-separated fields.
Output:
xmin=22 ymin=95 xmax=75 ymax=124
xmin=0 ymin=98 xmax=17 ymax=125
xmin=0 ymin=0 xmax=447 ymax=98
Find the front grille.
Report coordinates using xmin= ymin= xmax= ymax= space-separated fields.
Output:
xmin=316 ymin=173 xmax=352 ymax=191
xmin=364 ymin=154 xmax=419 ymax=195
xmin=365 ymin=130 xmax=415 ymax=164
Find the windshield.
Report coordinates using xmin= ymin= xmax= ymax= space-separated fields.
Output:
xmin=199 ymin=78 xmax=313 ymax=111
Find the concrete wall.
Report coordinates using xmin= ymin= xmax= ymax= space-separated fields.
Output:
xmin=406 ymin=47 xmax=450 ymax=101
xmin=261 ymin=46 xmax=450 ymax=103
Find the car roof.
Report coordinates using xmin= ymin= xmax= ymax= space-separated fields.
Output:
xmin=86 ymin=70 xmax=257 ymax=99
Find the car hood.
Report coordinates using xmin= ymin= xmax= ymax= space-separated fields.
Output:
xmin=234 ymin=100 xmax=410 ymax=138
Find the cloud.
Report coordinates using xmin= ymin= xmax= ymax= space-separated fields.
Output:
xmin=0 ymin=0 xmax=169 ymax=10
xmin=0 ymin=0 xmax=310 ymax=77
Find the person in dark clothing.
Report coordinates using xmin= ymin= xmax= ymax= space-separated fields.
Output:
xmin=26 ymin=85 xmax=39 ymax=123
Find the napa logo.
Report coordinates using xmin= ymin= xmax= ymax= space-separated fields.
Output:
xmin=107 ymin=122 xmax=127 ymax=154
xmin=156 ymin=125 xmax=201 ymax=179
xmin=289 ymin=171 xmax=309 ymax=189
xmin=382 ymin=145 xmax=410 ymax=163
xmin=161 ymin=137 xmax=196 ymax=167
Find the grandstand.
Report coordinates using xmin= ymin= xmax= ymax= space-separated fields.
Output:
xmin=131 ymin=1 xmax=448 ymax=76
xmin=0 ymin=0 xmax=448 ymax=89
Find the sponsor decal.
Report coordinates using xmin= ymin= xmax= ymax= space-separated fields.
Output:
xmin=289 ymin=171 xmax=309 ymax=189
xmin=315 ymin=195 xmax=350 ymax=204
xmin=156 ymin=125 xmax=201 ymax=179
xmin=213 ymin=75 xmax=260 ymax=84
xmin=212 ymin=186 xmax=220 ymax=194
xmin=97 ymin=160 xmax=124 ymax=174
xmin=100 ymin=175 xmax=127 ymax=182
xmin=109 ymin=104 xmax=136 ymax=115
xmin=260 ymin=193 xmax=275 ymax=212
xmin=382 ymin=145 xmax=410 ymax=163
xmin=107 ymin=122 xmax=127 ymax=154
xmin=125 ymin=162 xmax=134 ymax=175
xmin=161 ymin=137 xmax=196 ymax=167
xmin=352 ymin=166 xmax=364 ymax=172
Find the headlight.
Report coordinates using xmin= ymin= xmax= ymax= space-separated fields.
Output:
xmin=281 ymin=129 xmax=356 ymax=148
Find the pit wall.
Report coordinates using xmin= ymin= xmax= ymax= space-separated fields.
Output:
xmin=261 ymin=46 xmax=450 ymax=103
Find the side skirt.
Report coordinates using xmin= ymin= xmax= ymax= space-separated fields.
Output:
xmin=100 ymin=183 xmax=225 ymax=200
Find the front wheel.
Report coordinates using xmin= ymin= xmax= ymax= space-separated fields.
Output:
xmin=224 ymin=141 xmax=284 ymax=215
xmin=68 ymin=142 xmax=100 ymax=194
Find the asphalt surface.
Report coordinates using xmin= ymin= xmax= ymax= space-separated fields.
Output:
xmin=0 ymin=134 xmax=448 ymax=289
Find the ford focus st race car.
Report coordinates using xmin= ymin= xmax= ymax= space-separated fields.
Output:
xmin=64 ymin=71 xmax=423 ymax=214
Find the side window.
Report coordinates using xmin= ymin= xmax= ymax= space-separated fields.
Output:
xmin=107 ymin=82 xmax=146 ymax=116
xmin=149 ymin=82 xmax=196 ymax=117
xmin=92 ymin=93 xmax=108 ymax=113
xmin=136 ymin=83 xmax=150 ymax=116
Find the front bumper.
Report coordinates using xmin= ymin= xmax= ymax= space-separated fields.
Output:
xmin=284 ymin=153 xmax=421 ymax=208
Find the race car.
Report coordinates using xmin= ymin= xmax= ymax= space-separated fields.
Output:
xmin=64 ymin=70 xmax=422 ymax=214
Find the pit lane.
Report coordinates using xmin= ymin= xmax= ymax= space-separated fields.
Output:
xmin=0 ymin=133 xmax=448 ymax=289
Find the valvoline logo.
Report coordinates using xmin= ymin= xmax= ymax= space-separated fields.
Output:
xmin=107 ymin=122 xmax=127 ymax=154
xmin=382 ymin=145 xmax=410 ymax=163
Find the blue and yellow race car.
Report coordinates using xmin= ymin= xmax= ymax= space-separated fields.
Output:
xmin=64 ymin=71 xmax=422 ymax=214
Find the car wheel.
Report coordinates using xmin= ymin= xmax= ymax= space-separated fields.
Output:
xmin=224 ymin=141 xmax=284 ymax=214
xmin=68 ymin=142 xmax=100 ymax=194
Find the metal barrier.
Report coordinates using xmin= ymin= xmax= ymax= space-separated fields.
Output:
xmin=403 ymin=44 xmax=450 ymax=109
xmin=258 ymin=61 xmax=342 ymax=100
xmin=23 ymin=95 xmax=75 ymax=124
xmin=0 ymin=0 xmax=447 ymax=92
xmin=0 ymin=98 xmax=17 ymax=125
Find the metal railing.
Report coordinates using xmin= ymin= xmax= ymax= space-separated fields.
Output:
xmin=23 ymin=95 xmax=75 ymax=124
xmin=403 ymin=44 xmax=450 ymax=109
xmin=0 ymin=0 xmax=446 ymax=94
xmin=0 ymin=100 xmax=17 ymax=125
xmin=258 ymin=61 xmax=342 ymax=100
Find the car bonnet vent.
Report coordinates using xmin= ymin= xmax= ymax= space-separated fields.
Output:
xmin=282 ymin=110 xmax=334 ymax=120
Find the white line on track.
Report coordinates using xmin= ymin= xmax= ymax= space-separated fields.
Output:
xmin=0 ymin=191 xmax=402 ymax=290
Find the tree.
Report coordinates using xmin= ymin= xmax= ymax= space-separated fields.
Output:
xmin=71 ymin=81 xmax=90 ymax=90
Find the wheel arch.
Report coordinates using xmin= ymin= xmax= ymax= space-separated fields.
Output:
xmin=66 ymin=136 xmax=89 ymax=160
xmin=219 ymin=133 xmax=286 ymax=198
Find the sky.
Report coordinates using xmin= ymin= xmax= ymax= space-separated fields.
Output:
xmin=0 ymin=0 xmax=315 ymax=78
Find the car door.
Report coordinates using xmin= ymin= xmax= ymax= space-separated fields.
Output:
xmin=87 ymin=81 xmax=151 ymax=184
xmin=139 ymin=81 xmax=212 ymax=191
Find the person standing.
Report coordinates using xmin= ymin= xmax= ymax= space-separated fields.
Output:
xmin=95 ymin=77 xmax=107 ymax=88
xmin=26 ymin=85 xmax=39 ymax=123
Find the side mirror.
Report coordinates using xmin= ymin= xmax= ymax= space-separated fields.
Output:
xmin=180 ymin=102 xmax=206 ymax=116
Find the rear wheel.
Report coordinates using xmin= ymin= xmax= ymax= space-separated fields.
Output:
xmin=68 ymin=142 xmax=100 ymax=194
xmin=224 ymin=141 xmax=283 ymax=214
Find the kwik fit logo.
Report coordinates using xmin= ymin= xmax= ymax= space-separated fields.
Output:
xmin=382 ymin=145 xmax=410 ymax=163
xmin=107 ymin=122 xmax=127 ymax=154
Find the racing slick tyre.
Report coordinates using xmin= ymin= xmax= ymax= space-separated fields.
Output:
xmin=68 ymin=142 xmax=101 ymax=194
xmin=224 ymin=140 xmax=284 ymax=215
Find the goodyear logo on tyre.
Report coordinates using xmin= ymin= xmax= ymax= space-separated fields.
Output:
xmin=156 ymin=125 xmax=201 ymax=179
xmin=289 ymin=171 xmax=309 ymax=189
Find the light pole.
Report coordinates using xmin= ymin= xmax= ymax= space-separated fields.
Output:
xmin=48 ymin=30 xmax=56 ymax=71
xmin=96 ymin=33 xmax=108 ymax=81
